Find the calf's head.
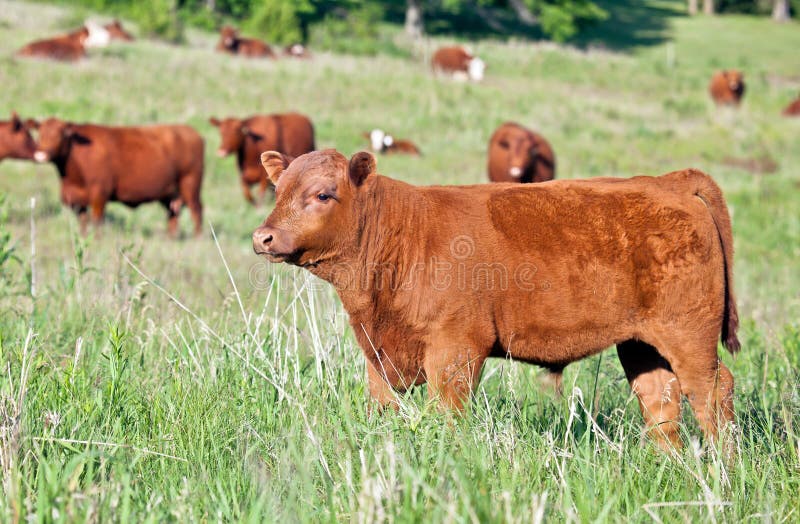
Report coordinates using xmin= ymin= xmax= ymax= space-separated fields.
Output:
xmin=253 ymin=149 xmax=375 ymax=268
xmin=210 ymin=117 xmax=260 ymax=157
xmin=493 ymin=125 xmax=538 ymax=179
xmin=218 ymin=26 xmax=238 ymax=49
xmin=0 ymin=112 xmax=36 ymax=162
xmin=106 ymin=20 xmax=134 ymax=41
xmin=30 ymin=118 xmax=90 ymax=163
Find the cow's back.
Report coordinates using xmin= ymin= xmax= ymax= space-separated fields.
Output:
xmin=432 ymin=47 xmax=471 ymax=72
xmin=246 ymin=114 xmax=314 ymax=158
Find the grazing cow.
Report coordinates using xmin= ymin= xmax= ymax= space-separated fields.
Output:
xmin=284 ymin=43 xmax=311 ymax=59
xmin=782 ymin=94 xmax=800 ymax=116
xmin=709 ymin=70 xmax=745 ymax=106
xmin=364 ymin=129 xmax=421 ymax=156
xmin=488 ymin=122 xmax=555 ymax=183
xmin=0 ymin=112 xmax=35 ymax=162
xmin=210 ymin=113 xmax=314 ymax=205
xmin=216 ymin=26 xmax=275 ymax=58
xmin=253 ymin=149 xmax=740 ymax=451
xmin=16 ymin=23 xmax=110 ymax=61
xmin=431 ymin=45 xmax=485 ymax=82
xmin=104 ymin=20 xmax=135 ymax=41
xmin=30 ymin=118 xmax=204 ymax=236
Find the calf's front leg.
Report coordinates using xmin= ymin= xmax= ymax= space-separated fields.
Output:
xmin=423 ymin=339 xmax=487 ymax=411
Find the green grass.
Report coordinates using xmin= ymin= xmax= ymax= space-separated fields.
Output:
xmin=1 ymin=1 xmax=799 ymax=521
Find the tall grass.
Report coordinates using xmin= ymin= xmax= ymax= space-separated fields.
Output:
xmin=1 ymin=0 xmax=799 ymax=520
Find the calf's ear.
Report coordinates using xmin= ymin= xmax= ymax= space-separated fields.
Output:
xmin=11 ymin=112 xmax=22 ymax=131
xmin=209 ymin=117 xmax=221 ymax=127
xmin=24 ymin=118 xmax=39 ymax=130
xmin=261 ymin=151 xmax=290 ymax=184
xmin=348 ymin=151 xmax=375 ymax=187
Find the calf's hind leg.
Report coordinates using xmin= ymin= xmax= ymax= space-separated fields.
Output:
xmin=660 ymin=337 xmax=735 ymax=445
xmin=617 ymin=340 xmax=683 ymax=450
xmin=179 ymin=174 xmax=203 ymax=237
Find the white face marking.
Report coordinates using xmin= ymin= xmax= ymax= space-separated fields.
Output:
xmin=291 ymin=44 xmax=304 ymax=55
xmin=34 ymin=151 xmax=48 ymax=163
xmin=369 ymin=129 xmax=385 ymax=152
xmin=224 ymin=37 xmax=234 ymax=47
xmin=468 ymin=58 xmax=485 ymax=82
xmin=382 ymin=135 xmax=394 ymax=147
xmin=84 ymin=21 xmax=110 ymax=48
xmin=509 ymin=166 xmax=523 ymax=178
xmin=216 ymin=148 xmax=228 ymax=157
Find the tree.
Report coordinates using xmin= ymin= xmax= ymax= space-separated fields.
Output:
xmin=703 ymin=0 xmax=715 ymax=14
xmin=772 ymin=0 xmax=791 ymax=20
xmin=404 ymin=0 xmax=423 ymax=38
xmin=688 ymin=0 xmax=698 ymax=15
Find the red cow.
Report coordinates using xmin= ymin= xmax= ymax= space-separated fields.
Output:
xmin=216 ymin=26 xmax=275 ymax=58
xmin=30 ymin=118 xmax=204 ymax=236
xmin=253 ymin=150 xmax=739 ymax=451
xmin=364 ymin=129 xmax=421 ymax=156
xmin=210 ymin=113 xmax=314 ymax=205
xmin=16 ymin=22 xmax=113 ymax=61
xmin=0 ymin=112 xmax=36 ymax=162
xmin=488 ymin=122 xmax=555 ymax=183
xmin=782 ymin=94 xmax=800 ymax=116
xmin=709 ymin=70 xmax=745 ymax=106
xmin=431 ymin=46 xmax=485 ymax=82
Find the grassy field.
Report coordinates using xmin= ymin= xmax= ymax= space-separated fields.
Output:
xmin=1 ymin=0 xmax=799 ymax=521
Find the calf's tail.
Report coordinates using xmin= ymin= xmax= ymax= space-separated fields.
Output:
xmin=681 ymin=169 xmax=741 ymax=354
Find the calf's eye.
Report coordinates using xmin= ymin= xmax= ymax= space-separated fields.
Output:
xmin=317 ymin=193 xmax=331 ymax=201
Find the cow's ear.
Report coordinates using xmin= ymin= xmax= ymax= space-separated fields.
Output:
xmin=261 ymin=151 xmax=289 ymax=184
xmin=348 ymin=151 xmax=375 ymax=187
xmin=64 ymin=125 xmax=91 ymax=145
xmin=24 ymin=118 xmax=39 ymax=130
xmin=209 ymin=117 xmax=221 ymax=127
xmin=244 ymin=127 xmax=264 ymax=141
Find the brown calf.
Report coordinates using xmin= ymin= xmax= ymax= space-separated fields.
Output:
xmin=216 ymin=26 xmax=275 ymax=58
xmin=210 ymin=113 xmax=314 ymax=205
xmin=431 ymin=46 xmax=485 ymax=82
xmin=488 ymin=122 xmax=555 ymax=183
xmin=0 ymin=112 xmax=36 ymax=162
xmin=709 ymin=70 xmax=745 ymax=106
xmin=364 ymin=129 xmax=421 ymax=156
xmin=16 ymin=28 xmax=89 ymax=61
xmin=253 ymin=149 xmax=739 ymax=450
xmin=31 ymin=118 xmax=204 ymax=236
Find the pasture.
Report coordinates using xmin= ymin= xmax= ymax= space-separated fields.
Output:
xmin=1 ymin=0 xmax=799 ymax=521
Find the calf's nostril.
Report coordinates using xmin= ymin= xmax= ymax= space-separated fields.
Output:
xmin=262 ymin=234 xmax=273 ymax=244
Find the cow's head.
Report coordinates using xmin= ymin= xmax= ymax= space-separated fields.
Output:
xmin=725 ymin=70 xmax=744 ymax=94
xmin=30 ymin=118 xmax=90 ymax=163
xmin=468 ymin=57 xmax=485 ymax=82
xmin=0 ymin=112 xmax=36 ymax=162
xmin=368 ymin=129 xmax=393 ymax=153
xmin=219 ymin=26 xmax=238 ymax=49
xmin=493 ymin=124 xmax=538 ymax=179
xmin=106 ymin=20 xmax=134 ymax=41
xmin=253 ymin=149 xmax=374 ymax=268
xmin=209 ymin=117 xmax=261 ymax=157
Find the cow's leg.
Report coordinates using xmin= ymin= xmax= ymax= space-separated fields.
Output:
xmin=73 ymin=206 xmax=89 ymax=236
xmin=88 ymin=187 xmax=106 ymax=232
xmin=366 ymin=360 xmax=398 ymax=413
xmin=423 ymin=342 xmax=487 ymax=411
xmin=161 ymin=198 xmax=180 ymax=238
xmin=179 ymin=175 xmax=203 ymax=237
xmin=241 ymin=181 xmax=256 ymax=205
xmin=657 ymin=334 xmax=736 ymax=448
xmin=617 ymin=340 xmax=683 ymax=450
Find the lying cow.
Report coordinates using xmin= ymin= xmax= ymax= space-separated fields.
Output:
xmin=0 ymin=112 xmax=35 ymax=162
xmin=783 ymin=94 xmax=800 ymax=116
xmin=216 ymin=26 xmax=275 ymax=58
xmin=210 ymin=113 xmax=314 ymax=205
xmin=364 ymin=129 xmax=421 ymax=156
xmin=488 ymin=122 xmax=555 ymax=183
xmin=30 ymin=118 xmax=204 ymax=236
xmin=253 ymin=149 xmax=739 ymax=450
xmin=709 ymin=70 xmax=745 ymax=106
xmin=284 ymin=43 xmax=311 ymax=59
xmin=16 ymin=22 xmax=111 ymax=61
xmin=431 ymin=45 xmax=485 ymax=82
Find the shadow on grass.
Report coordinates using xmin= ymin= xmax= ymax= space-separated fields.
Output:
xmin=382 ymin=0 xmax=684 ymax=52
